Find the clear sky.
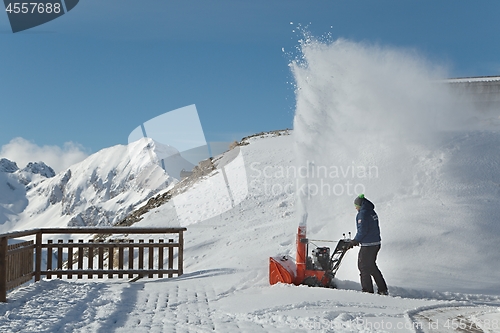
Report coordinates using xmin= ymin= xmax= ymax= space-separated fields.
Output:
xmin=1 ymin=0 xmax=500 ymax=170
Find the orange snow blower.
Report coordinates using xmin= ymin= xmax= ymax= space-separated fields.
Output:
xmin=269 ymin=225 xmax=351 ymax=287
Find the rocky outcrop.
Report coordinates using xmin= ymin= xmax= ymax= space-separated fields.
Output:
xmin=0 ymin=158 xmax=19 ymax=173
xmin=116 ymin=157 xmax=216 ymax=226
xmin=22 ymin=162 xmax=55 ymax=178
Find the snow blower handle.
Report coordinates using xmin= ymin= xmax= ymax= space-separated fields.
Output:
xmin=346 ymin=239 xmax=359 ymax=249
xmin=342 ymin=232 xmax=352 ymax=241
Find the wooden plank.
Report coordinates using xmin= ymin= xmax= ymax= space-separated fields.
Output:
xmin=0 ymin=228 xmax=186 ymax=243
xmin=34 ymin=227 xmax=187 ymax=235
xmin=40 ymin=242 xmax=180 ymax=249
xmin=168 ymin=239 xmax=174 ymax=278
xmin=128 ymin=240 xmax=134 ymax=279
xmin=158 ymin=239 xmax=164 ymax=278
xmin=67 ymin=240 xmax=73 ymax=279
xmin=6 ymin=272 xmax=34 ymax=290
xmin=24 ymin=246 xmax=31 ymax=283
xmin=35 ymin=232 xmax=41 ymax=282
xmin=1 ymin=237 xmax=8 ymax=302
xmin=26 ymin=247 xmax=31 ymax=279
xmin=57 ymin=240 xmax=63 ymax=279
xmin=7 ymin=241 xmax=34 ymax=252
xmin=118 ymin=240 xmax=124 ymax=278
xmin=108 ymin=240 xmax=114 ymax=278
xmin=78 ymin=240 xmax=84 ymax=279
xmin=148 ymin=239 xmax=154 ymax=278
xmin=88 ymin=240 xmax=94 ymax=279
xmin=46 ymin=240 xmax=53 ymax=279
xmin=5 ymin=248 xmax=12 ymax=284
xmin=0 ymin=230 xmax=38 ymax=239
xmin=138 ymin=239 xmax=144 ymax=279
xmin=178 ymin=230 xmax=184 ymax=276
xmin=98 ymin=240 xmax=104 ymax=279
xmin=39 ymin=269 xmax=179 ymax=276
xmin=6 ymin=244 xmax=35 ymax=256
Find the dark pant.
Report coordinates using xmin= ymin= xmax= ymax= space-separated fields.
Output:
xmin=358 ymin=245 xmax=387 ymax=293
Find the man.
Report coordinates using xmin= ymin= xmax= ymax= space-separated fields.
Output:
xmin=349 ymin=194 xmax=388 ymax=295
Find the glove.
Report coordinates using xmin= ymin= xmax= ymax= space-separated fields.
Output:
xmin=347 ymin=239 xmax=359 ymax=249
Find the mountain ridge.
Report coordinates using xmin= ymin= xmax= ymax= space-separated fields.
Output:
xmin=0 ymin=138 xmax=176 ymax=232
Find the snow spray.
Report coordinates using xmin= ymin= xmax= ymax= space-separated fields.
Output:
xmin=289 ymin=34 xmax=500 ymax=291
xmin=290 ymin=35 xmax=471 ymax=232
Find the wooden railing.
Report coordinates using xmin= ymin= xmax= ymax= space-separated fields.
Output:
xmin=0 ymin=227 xmax=186 ymax=302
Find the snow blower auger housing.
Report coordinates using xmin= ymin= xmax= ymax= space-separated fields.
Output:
xmin=269 ymin=226 xmax=351 ymax=288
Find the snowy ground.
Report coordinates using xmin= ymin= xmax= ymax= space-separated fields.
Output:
xmin=2 ymin=134 xmax=500 ymax=333
xmin=3 ymin=277 xmax=500 ymax=333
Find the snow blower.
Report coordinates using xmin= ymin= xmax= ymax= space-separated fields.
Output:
xmin=269 ymin=225 xmax=351 ymax=288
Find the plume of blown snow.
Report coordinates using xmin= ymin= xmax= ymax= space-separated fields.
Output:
xmin=291 ymin=36 xmax=500 ymax=293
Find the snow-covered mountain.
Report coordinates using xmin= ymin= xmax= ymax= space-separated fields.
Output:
xmin=0 ymin=158 xmax=58 ymax=226
xmin=0 ymin=138 xmax=176 ymax=233
xmin=0 ymin=159 xmax=30 ymax=226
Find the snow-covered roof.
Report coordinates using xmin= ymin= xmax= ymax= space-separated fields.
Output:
xmin=446 ymin=75 xmax=500 ymax=83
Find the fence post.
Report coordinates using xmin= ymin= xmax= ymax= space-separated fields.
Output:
xmin=35 ymin=231 xmax=42 ymax=282
xmin=0 ymin=236 xmax=7 ymax=302
xmin=168 ymin=239 xmax=174 ymax=278
xmin=148 ymin=239 xmax=154 ymax=278
xmin=178 ymin=230 xmax=184 ymax=276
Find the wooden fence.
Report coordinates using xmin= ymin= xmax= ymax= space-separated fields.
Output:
xmin=0 ymin=227 xmax=186 ymax=302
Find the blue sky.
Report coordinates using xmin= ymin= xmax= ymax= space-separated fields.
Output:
xmin=1 ymin=0 xmax=500 ymax=170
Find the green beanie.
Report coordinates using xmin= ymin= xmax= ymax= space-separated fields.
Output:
xmin=354 ymin=194 xmax=365 ymax=207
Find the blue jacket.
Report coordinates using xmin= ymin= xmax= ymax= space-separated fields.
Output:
xmin=354 ymin=198 xmax=381 ymax=246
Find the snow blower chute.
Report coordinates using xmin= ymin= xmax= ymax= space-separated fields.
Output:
xmin=269 ymin=225 xmax=351 ymax=287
